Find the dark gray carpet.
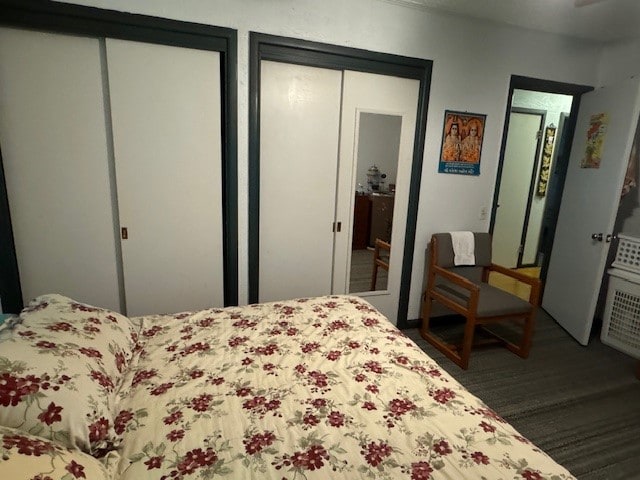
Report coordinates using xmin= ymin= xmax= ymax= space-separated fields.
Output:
xmin=404 ymin=310 xmax=640 ymax=480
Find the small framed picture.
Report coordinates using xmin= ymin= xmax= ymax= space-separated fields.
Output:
xmin=438 ymin=110 xmax=487 ymax=176
xmin=581 ymin=112 xmax=608 ymax=169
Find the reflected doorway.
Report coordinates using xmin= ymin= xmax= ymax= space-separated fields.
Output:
xmin=348 ymin=112 xmax=402 ymax=293
xmin=492 ymin=107 xmax=546 ymax=267
xmin=490 ymin=76 xmax=592 ymax=301
xmin=492 ymin=89 xmax=573 ymax=273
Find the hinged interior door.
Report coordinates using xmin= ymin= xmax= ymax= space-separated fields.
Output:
xmin=543 ymin=77 xmax=640 ymax=344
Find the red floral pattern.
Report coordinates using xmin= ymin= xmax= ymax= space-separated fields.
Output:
xmin=0 ymin=294 xmax=138 ymax=455
xmin=0 ymin=425 xmax=110 ymax=480
xmin=111 ymin=295 xmax=574 ymax=480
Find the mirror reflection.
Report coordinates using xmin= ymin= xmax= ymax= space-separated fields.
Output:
xmin=349 ymin=112 xmax=402 ymax=293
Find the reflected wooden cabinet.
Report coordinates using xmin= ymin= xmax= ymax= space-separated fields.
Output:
xmin=352 ymin=193 xmax=371 ymax=249
xmin=352 ymin=193 xmax=394 ymax=249
xmin=370 ymin=194 xmax=394 ymax=245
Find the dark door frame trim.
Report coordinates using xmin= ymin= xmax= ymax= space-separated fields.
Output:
xmin=509 ymin=107 xmax=547 ymax=268
xmin=490 ymin=75 xmax=593 ymax=285
xmin=538 ymin=111 xmax=571 ymax=278
xmin=0 ymin=0 xmax=238 ymax=312
xmin=248 ymin=32 xmax=432 ymax=329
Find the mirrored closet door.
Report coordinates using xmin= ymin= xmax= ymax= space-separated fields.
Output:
xmin=258 ymin=60 xmax=419 ymax=321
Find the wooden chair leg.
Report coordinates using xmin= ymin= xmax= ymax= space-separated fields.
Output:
xmin=420 ymin=292 xmax=433 ymax=336
xmin=420 ymin=293 xmax=463 ymax=368
xmin=520 ymin=310 xmax=536 ymax=358
xmin=459 ymin=316 xmax=476 ymax=370
xmin=370 ymin=264 xmax=377 ymax=291
xmin=420 ymin=291 xmax=473 ymax=370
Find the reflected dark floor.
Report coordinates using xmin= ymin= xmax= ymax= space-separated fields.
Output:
xmin=349 ymin=248 xmax=387 ymax=293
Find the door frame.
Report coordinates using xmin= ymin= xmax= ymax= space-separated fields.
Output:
xmin=248 ymin=33 xmax=432 ymax=328
xmin=0 ymin=0 xmax=238 ymax=312
xmin=539 ymin=111 xmax=570 ymax=278
xmin=493 ymin=107 xmax=546 ymax=268
xmin=490 ymin=76 xmax=593 ymax=284
xmin=514 ymin=107 xmax=546 ymax=268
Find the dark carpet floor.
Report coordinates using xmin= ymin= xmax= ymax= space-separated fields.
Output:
xmin=404 ymin=310 xmax=640 ymax=480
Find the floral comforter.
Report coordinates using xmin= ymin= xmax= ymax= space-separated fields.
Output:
xmin=114 ymin=295 xmax=574 ymax=480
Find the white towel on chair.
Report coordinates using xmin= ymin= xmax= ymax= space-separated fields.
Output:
xmin=450 ymin=231 xmax=475 ymax=266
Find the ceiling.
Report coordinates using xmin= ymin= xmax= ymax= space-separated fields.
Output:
xmin=384 ymin=0 xmax=640 ymax=44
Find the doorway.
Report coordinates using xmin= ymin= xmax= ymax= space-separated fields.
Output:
xmin=491 ymin=77 xmax=592 ymax=295
xmin=492 ymin=107 xmax=546 ymax=268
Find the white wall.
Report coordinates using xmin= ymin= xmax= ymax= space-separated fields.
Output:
xmin=598 ymin=38 xmax=640 ymax=87
xmin=55 ymin=0 xmax=602 ymax=321
xmin=356 ymin=113 xmax=401 ymax=192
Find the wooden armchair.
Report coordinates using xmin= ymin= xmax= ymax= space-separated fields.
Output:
xmin=420 ymin=233 xmax=541 ymax=369
xmin=370 ymin=238 xmax=390 ymax=290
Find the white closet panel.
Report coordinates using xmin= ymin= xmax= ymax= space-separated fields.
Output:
xmin=0 ymin=27 xmax=121 ymax=311
xmin=334 ymin=71 xmax=419 ymax=321
xmin=106 ymin=39 xmax=224 ymax=316
xmin=259 ymin=61 xmax=342 ymax=302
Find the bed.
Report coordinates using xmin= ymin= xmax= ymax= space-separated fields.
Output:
xmin=0 ymin=294 xmax=574 ymax=479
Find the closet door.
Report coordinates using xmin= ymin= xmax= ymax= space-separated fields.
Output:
xmin=259 ymin=61 xmax=342 ymax=302
xmin=0 ymin=27 xmax=121 ymax=311
xmin=106 ymin=39 xmax=224 ymax=316
xmin=334 ymin=71 xmax=419 ymax=320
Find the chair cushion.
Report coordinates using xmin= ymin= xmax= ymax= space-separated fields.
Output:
xmin=433 ymin=280 xmax=533 ymax=317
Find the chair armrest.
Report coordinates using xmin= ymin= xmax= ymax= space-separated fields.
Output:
xmin=432 ymin=264 xmax=479 ymax=293
xmin=488 ymin=263 xmax=541 ymax=305
xmin=489 ymin=264 xmax=540 ymax=286
xmin=375 ymin=238 xmax=391 ymax=251
xmin=428 ymin=264 xmax=480 ymax=314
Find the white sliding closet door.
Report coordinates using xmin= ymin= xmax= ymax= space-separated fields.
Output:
xmin=106 ymin=39 xmax=224 ymax=316
xmin=334 ymin=71 xmax=419 ymax=320
xmin=259 ymin=61 xmax=342 ymax=302
xmin=0 ymin=28 xmax=121 ymax=311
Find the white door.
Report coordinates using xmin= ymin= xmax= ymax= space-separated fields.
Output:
xmin=334 ymin=71 xmax=419 ymax=321
xmin=0 ymin=28 xmax=121 ymax=311
xmin=543 ymin=77 xmax=640 ymax=345
xmin=107 ymin=39 xmax=224 ymax=316
xmin=492 ymin=111 xmax=542 ymax=268
xmin=259 ymin=61 xmax=342 ymax=302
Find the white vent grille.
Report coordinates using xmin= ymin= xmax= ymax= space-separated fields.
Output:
xmin=602 ymin=272 xmax=640 ymax=358
xmin=612 ymin=234 xmax=640 ymax=274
